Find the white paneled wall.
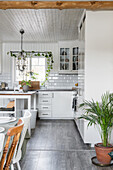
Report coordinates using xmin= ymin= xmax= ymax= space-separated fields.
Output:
xmin=0 ymin=42 xmax=59 ymax=87
xmin=0 ymin=40 xmax=81 ymax=89
xmin=3 ymin=42 xmax=59 ymax=72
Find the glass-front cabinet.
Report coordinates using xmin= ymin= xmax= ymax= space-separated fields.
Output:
xmin=60 ymin=48 xmax=70 ymax=71
xmin=72 ymin=47 xmax=79 ymax=71
xmin=59 ymin=46 xmax=79 ymax=73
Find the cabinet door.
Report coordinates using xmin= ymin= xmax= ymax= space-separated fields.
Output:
xmin=52 ymin=92 xmax=74 ymax=118
xmin=60 ymin=48 xmax=70 ymax=71
xmin=72 ymin=47 xmax=79 ymax=71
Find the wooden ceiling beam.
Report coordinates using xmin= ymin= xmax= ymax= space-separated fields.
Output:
xmin=0 ymin=1 xmax=113 ymax=10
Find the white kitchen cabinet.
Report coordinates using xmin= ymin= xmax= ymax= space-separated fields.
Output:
xmin=38 ymin=91 xmax=75 ymax=119
xmin=52 ymin=92 xmax=74 ymax=118
xmin=60 ymin=48 xmax=70 ymax=71
xmin=58 ymin=41 xmax=80 ymax=74
xmin=38 ymin=91 xmax=52 ymax=118
xmin=39 ymin=110 xmax=52 ymax=118
xmin=59 ymin=47 xmax=79 ymax=74
xmin=72 ymin=47 xmax=79 ymax=72
xmin=75 ymin=118 xmax=101 ymax=145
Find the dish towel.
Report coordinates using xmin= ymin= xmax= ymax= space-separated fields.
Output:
xmin=72 ymin=97 xmax=77 ymax=111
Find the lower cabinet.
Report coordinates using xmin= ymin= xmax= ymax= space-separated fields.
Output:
xmin=38 ymin=91 xmax=74 ymax=119
xmin=39 ymin=110 xmax=51 ymax=118
xmin=74 ymin=118 xmax=102 ymax=145
xmin=52 ymin=92 xmax=74 ymax=118
xmin=38 ymin=92 xmax=52 ymax=118
xmin=74 ymin=95 xmax=101 ymax=145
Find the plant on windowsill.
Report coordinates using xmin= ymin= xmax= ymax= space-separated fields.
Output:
xmin=21 ymin=80 xmax=31 ymax=92
xmin=79 ymin=92 xmax=113 ymax=165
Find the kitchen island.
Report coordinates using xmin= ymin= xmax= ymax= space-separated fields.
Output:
xmin=0 ymin=91 xmax=36 ymax=116
xmin=0 ymin=91 xmax=37 ymax=135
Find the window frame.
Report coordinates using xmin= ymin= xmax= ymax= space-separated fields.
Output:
xmin=12 ymin=56 xmax=46 ymax=86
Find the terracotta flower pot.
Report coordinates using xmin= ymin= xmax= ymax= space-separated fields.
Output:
xmin=95 ymin=143 xmax=113 ymax=164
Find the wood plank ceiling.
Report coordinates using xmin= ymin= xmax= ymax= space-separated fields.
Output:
xmin=0 ymin=9 xmax=84 ymax=42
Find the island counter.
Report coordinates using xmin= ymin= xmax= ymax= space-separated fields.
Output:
xmin=0 ymin=91 xmax=37 ymax=135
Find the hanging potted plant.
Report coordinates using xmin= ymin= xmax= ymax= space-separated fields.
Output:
xmin=21 ymin=80 xmax=31 ymax=92
xmin=79 ymin=92 xmax=113 ymax=165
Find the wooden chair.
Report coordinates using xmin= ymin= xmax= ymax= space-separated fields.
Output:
xmin=0 ymin=119 xmax=24 ymax=170
xmin=12 ymin=111 xmax=31 ymax=170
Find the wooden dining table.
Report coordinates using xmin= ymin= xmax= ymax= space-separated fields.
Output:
xmin=0 ymin=117 xmax=18 ymax=161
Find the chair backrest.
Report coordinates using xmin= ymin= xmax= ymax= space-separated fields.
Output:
xmin=13 ymin=110 xmax=31 ymax=163
xmin=0 ymin=119 xmax=24 ymax=170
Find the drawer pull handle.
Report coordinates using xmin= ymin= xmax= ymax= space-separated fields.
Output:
xmin=43 ymin=94 xmax=48 ymax=95
xmin=43 ymin=100 xmax=48 ymax=102
xmin=43 ymin=107 xmax=49 ymax=109
xmin=42 ymin=114 xmax=48 ymax=115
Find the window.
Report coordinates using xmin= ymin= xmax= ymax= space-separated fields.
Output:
xmin=31 ymin=57 xmax=45 ymax=81
xmin=15 ymin=57 xmax=46 ymax=82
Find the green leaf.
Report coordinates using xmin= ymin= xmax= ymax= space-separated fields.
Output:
xmin=79 ymin=91 xmax=113 ymax=146
xmin=49 ymin=53 xmax=52 ymax=57
xmin=45 ymin=54 xmax=48 ymax=58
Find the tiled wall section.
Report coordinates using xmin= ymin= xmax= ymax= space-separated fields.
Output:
xmin=0 ymin=73 xmax=12 ymax=108
xmin=0 ymin=73 xmax=12 ymax=88
xmin=46 ymin=73 xmax=78 ymax=89
xmin=78 ymin=73 xmax=84 ymax=90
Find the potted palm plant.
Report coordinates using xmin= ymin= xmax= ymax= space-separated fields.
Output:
xmin=79 ymin=92 xmax=113 ymax=164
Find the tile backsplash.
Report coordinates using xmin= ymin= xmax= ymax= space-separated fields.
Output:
xmin=0 ymin=72 xmax=78 ymax=90
xmin=0 ymin=73 xmax=12 ymax=88
xmin=46 ymin=73 xmax=78 ymax=89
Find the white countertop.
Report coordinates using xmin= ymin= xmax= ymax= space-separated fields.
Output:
xmin=0 ymin=91 xmax=36 ymax=95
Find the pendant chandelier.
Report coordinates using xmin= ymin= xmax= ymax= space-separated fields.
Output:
xmin=17 ymin=29 xmax=27 ymax=72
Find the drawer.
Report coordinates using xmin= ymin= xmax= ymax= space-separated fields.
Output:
xmin=39 ymin=111 xmax=51 ymax=118
xmin=39 ymin=92 xmax=52 ymax=98
xmin=39 ymin=98 xmax=51 ymax=105
xmin=39 ymin=105 xmax=51 ymax=111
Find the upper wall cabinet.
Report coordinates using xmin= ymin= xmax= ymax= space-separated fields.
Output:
xmin=72 ymin=47 xmax=79 ymax=71
xmin=60 ymin=48 xmax=70 ymax=71
xmin=59 ymin=41 xmax=81 ymax=74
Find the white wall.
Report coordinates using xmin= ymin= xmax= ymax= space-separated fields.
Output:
xmin=84 ymin=11 xmax=113 ymax=144
xmin=2 ymin=42 xmax=59 ymax=74
xmin=0 ymin=43 xmax=2 ymax=74
xmin=85 ymin=11 xmax=113 ymax=101
xmin=1 ymin=40 xmax=79 ymax=88
xmin=0 ymin=42 xmax=59 ymax=87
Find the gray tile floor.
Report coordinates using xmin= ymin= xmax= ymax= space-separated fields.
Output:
xmin=21 ymin=120 xmax=112 ymax=170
